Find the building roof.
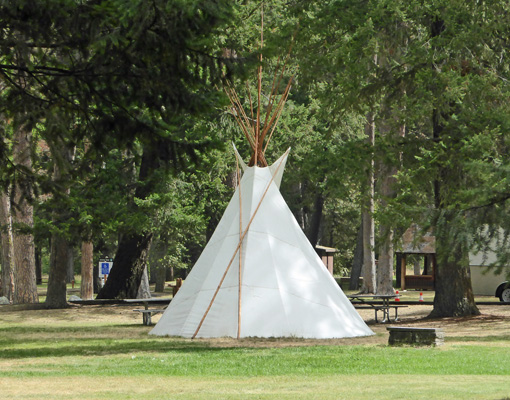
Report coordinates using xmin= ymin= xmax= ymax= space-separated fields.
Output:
xmin=397 ymin=224 xmax=436 ymax=254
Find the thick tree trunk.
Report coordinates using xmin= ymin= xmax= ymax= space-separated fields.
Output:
xmin=0 ymin=190 xmax=15 ymax=303
xmin=361 ymin=114 xmax=376 ymax=294
xmin=12 ymin=126 xmax=38 ymax=304
xmin=97 ymin=141 xmax=161 ymax=299
xmin=80 ymin=240 xmax=94 ymax=300
xmin=46 ymin=234 xmax=70 ymax=308
xmin=429 ymin=102 xmax=479 ymax=317
xmin=430 ymin=212 xmax=479 ymax=317
xmin=96 ymin=233 xmax=153 ymax=299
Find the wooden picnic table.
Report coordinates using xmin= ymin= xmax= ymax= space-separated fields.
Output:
xmin=124 ymin=298 xmax=171 ymax=325
xmin=347 ymin=294 xmax=406 ymax=323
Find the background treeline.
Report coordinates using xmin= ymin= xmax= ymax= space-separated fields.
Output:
xmin=2 ymin=0 xmax=510 ymax=318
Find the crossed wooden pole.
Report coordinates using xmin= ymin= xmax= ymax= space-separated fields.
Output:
xmin=191 ymin=149 xmax=290 ymax=339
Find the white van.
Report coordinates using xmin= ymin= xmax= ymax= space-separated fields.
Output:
xmin=469 ymin=251 xmax=510 ymax=302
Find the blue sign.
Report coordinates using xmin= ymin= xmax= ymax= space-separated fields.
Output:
xmin=101 ymin=262 xmax=110 ymax=275
xmin=98 ymin=261 xmax=112 ymax=276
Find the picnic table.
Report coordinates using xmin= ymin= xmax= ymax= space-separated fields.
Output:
xmin=124 ymin=298 xmax=171 ymax=325
xmin=347 ymin=294 xmax=407 ymax=323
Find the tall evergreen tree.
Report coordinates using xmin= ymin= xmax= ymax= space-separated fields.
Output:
xmin=295 ymin=0 xmax=510 ymax=316
xmin=0 ymin=0 xmax=235 ymax=304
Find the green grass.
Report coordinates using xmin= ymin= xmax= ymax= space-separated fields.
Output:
xmin=1 ymin=324 xmax=510 ymax=378
xmin=2 ymin=303 xmax=510 ymax=399
xmin=2 ymin=340 xmax=510 ymax=378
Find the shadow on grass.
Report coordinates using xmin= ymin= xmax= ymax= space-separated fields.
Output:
xmin=446 ymin=335 xmax=510 ymax=342
xmin=0 ymin=325 xmax=240 ymax=360
xmin=0 ymin=340 xmax=225 ymax=359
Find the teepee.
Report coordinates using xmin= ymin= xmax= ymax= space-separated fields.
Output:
xmin=150 ymin=13 xmax=373 ymax=339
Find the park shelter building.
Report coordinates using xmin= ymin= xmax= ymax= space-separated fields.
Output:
xmin=395 ymin=225 xmax=436 ymax=291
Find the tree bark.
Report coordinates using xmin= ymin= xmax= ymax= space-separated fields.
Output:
xmin=97 ymin=233 xmax=153 ymax=299
xmin=136 ymin=266 xmax=151 ymax=299
xmin=0 ymin=190 xmax=15 ymax=303
xmin=349 ymin=222 xmax=363 ymax=290
xmin=97 ymin=140 xmax=161 ymax=299
xmin=376 ymin=121 xmax=404 ymax=295
xmin=427 ymin=23 xmax=479 ymax=315
xmin=46 ymin=234 xmax=70 ymax=308
xmin=80 ymin=240 xmax=94 ymax=300
xmin=66 ymin=246 xmax=74 ymax=283
xmin=413 ymin=258 xmax=421 ymax=275
xmin=429 ymin=101 xmax=479 ymax=317
xmin=155 ymin=265 xmax=166 ymax=292
xmin=45 ymin=144 xmax=75 ymax=308
xmin=361 ymin=210 xmax=376 ymax=293
xmin=307 ymin=191 xmax=324 ymax=248
xmin=377 ymin=156 xmax=397 ymax=295
xmin=376 ymin=226 xmax=394 ymax=295
xmin=12 ymin=126 xmax=38 ymax=304
xmin=361 ymin=114 xmax=376 ymax=293
xmin=166 ymin=266 xmax=174 ymax=282
xmin=35 ymin=245 xmax=42 ymax=285
xmin=430 ymin=211 xmax=480 ymax=317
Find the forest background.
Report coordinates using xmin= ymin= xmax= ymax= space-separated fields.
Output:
xmin=2 ymin=0 xmax=510 ymax=318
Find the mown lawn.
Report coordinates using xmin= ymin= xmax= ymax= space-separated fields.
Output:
xmin=1 ymin=305 xmax=510 ymax=400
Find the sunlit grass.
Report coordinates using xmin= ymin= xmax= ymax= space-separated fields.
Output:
xmin=2 ymin=294 xmax=510 ymax=399
xmin=2 ymin=320 xmax=510 ymax=379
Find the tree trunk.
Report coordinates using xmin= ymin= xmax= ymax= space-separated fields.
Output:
xmin=361 ymin=114 xmax=376 ymax=294
xmin=414 ymin=258 xmax=421 ymax=275
xmin=136 ymin=266 xmax=151 ymax=299
xmin=66 ymin=246 xmax=74 ymax=283
xmin=12 ymin=126 xmax=38 ymax=304
xmin=0 ymin=190 xmax=15 ymax=303
xmin=155 ymin=265 xmax=166 ymax=292
xmin=307 ymin=191 xmax=324 ymax=248
xmin=45 ymin=234 xmax=70 ymax=308
xmin=429 ymin=100 xmax=479 ymax=317
xmin=93 ymin=259 xmax=100 ymax=294
xmin=165 ymin=266 xmax=174 ymax=282
xmin=430 ymin=211 xmax=480 ymax=317
xmin=35 ymin=245 xmax=42 ymax=285
xmin=96 ymin=141 xmax=161 ymax=299
xmin=80 ymin=240 xmax=94 ymax=300
xmin=376 ymin=152 xmax=400 ymax=295
xmin=376 ymin=227 xmax=394 ymax=295
xmin=361 ymin=211 xmax=376 ymax=293
xmin=45 ymin=144 xmax=75 ymax=308
xmin=97 ymin=233 xmax=153 ymax=299
xmin=349 ymin=222 xmax=363 ymax=290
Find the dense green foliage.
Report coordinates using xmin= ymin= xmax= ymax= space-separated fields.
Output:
xmin=2 ymin=0 xmax=510 ymax=309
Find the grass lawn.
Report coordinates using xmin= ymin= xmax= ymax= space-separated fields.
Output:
xmin=1 ymin=303 xmax=510 ymax=400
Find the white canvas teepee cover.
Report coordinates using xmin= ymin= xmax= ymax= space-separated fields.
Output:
xmin=150 ymin=151 xmax=373 ymax=339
